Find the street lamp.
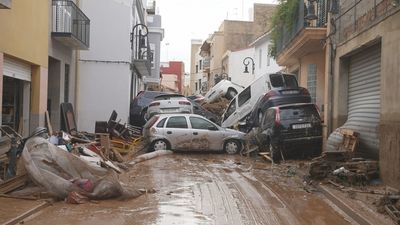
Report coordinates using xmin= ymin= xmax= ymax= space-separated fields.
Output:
xmin=243 ymin=57 xmax=255 ymax=74
xmin=130 ymin=23 xmax=149 ymax=59
xmin=305 ymin=0 xmax=318 ymax=21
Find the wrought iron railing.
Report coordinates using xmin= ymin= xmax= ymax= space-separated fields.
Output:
xmin=276 ymin=0 xmax=327 ymax=55
xmin=130 ymin=24 xmax=151 ymax=61
xmin=203 ymin=57 xmax=210 ymax=69
xmin=336 ymin=0 xmax=400 ymax=43
xmin=52 ymin=0 xmax=90 ymax=48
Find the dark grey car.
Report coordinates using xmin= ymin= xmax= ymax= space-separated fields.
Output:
xmin=256 ymin=103 xmax=323 ymax=162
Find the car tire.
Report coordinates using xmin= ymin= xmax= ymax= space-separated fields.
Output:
xmin=224 ymin=139 xmax=240 ymax=154
xmin=225 ymin=88 xmax=237 ymax=100
xmin=150 ymin=139 xmax=170 ymax=152
xmin=269 ymin=142 xmax=281 ymax=163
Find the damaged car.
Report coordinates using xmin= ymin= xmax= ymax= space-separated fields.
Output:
xmin=256 ymin=103 xmax=323 ymax=161
xmin=145 ymin=94 xmax=193 ymax=120
xmin=143 ymin=114 xmax=245 ymax=154
xmin=204 ymin=80 xmax=244 ymax=103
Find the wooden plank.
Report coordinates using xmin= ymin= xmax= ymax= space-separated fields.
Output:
xmin=3 ymin=201 xmax=51 ymax=225
xmin=45 ymin=111 xmax=53 ymax=135
xmin=0 ymin=174 xmax=28 ymax=194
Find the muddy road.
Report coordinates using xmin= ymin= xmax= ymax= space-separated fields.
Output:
xmin=23 ymin=154 xmax=354 ymax=225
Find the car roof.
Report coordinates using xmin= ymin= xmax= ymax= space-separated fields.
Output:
xmin=272 ymin=102 xmax=316 ymax=109
xmin=154 ymin=94 xmax=185 ymax=99
xmin=156 ymin=113 xmax=204 ymax=118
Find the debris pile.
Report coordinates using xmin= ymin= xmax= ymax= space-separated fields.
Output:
xmin=0 ymin=105 xmax=156 ymax=204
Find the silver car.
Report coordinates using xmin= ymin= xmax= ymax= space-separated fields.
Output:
xmin=143 ymin=114 xmax=245 ymax=154
xmin=145 ymin=94 xmax=193 ymax=120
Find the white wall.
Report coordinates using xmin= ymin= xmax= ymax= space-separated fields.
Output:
xmin=77 ymin=0 xmax=133 ymax=132
xmin=254 ymin=37 xmax=281 ymax=79
xmin=229 ymin=48 xmax=255 ymax=87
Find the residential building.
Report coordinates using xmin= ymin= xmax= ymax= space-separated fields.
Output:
xmin=48 ymin=0 xmax=89 ymax=131
xmin=76 ymin=0 xmax=150 ymax=132
xmin=144 ymin=0 xmax=164 ymax=89
xmin=160 ymin=61 xmax=185 ymax=94
xmin=221 ymin=31 xmax=281 ymax=87
xmin=189 ymin=39 xmax=203 ymax=95
xmin=0 ymin=0 xmax=50 ymax=136
xmin=192 ymin=3 xmax=276 ymax=91
xmin=274 ymin=0 xmax=327 ymax=121
xmin=326 ymin=0 xmax=400 ymax=189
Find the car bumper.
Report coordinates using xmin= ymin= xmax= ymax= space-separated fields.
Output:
xmin=277 ymin=135 xmax=322 ymax=150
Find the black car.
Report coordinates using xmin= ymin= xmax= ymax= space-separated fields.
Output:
xmin=188 ymin=99 xmax=220 ymax=124
xmin=245 ymin=87 xmax=311 ymax=132
xmin=129 ymin=91 xmax=170 ymax=127
xmin=256 ymin=103 xmax=322 ymax=161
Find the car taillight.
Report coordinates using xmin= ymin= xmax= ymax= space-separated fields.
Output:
xmin=299 ymin=87 xmax=310 ymax=96
xmin=179 ymin=101 xmax=191 ymax=105
xmin=275 ymin=108 xmax=281 ymax=126
xmin=263 ymin=90 xmax=279 ymax=101
xmin=149 ymin=102 xmax=160 ymax=107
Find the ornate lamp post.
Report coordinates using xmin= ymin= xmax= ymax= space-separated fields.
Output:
xmin=243 ymin=57 xmax=255 ymax=74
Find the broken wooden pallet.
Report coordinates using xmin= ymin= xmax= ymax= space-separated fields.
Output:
xmin=0 ymin=174 xmax=28 ymax=194
xmin=259 ymin=152 xmax=272 ymax=162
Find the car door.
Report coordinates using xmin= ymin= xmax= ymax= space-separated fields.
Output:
xmin=164 ymin=116 xmax=192 ymax=150
xmin=221 ymin=97 xmax=238 ymax=127
xmin=189 ymin=116 xmax=223 ymax=151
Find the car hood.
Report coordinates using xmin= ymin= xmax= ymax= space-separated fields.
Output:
xmin=222 ymin=128 xmax=246 ymax=138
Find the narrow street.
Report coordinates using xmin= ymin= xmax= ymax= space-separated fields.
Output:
xmin=23 ymin=154 xmax=353 ymax=225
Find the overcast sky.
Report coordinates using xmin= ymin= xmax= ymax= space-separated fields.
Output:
xmin=156 ymin=0 xmax=277 ymax=72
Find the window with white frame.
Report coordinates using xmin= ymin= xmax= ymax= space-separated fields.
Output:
xmin=307 ymin=64 xmax=317 ymax=103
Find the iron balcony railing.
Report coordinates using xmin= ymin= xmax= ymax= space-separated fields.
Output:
xmin=336 ymin=0 xmax=400 ymax=43
xmin=52 ymin=0 xmax=90 ymax=49
xmin=203 ymin=57 xmax=210 ymax=69
xmin=276 ymin=0 xmax=327 ymax=55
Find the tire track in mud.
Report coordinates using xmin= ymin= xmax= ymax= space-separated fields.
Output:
xmin=196 ymin=159 xmax=298 ymax=225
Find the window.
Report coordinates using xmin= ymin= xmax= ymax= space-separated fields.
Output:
xmin=195 ymin=82 xmax=198 ymax=91
xmin=199 ymin=60 xmax=202 ymax=70
xmin=307 ymin=64 xmax=317 ymax=103
xmin=64 ymin=64 xmax=70 ymax=103
xmin=166 ymin=116 xmax=188 ymax=128
xmin=238 ymin=86 xmax=251 ymax=107
xmin=189 ymin=117 xmax=217 ymax=130
xmin=259 ymin=49 xmax=262 ymax=68
xmin=224 ymin=99 xmax=236 ymax=120
xmin=156 ymin=118 xmax=167 ymax=128
xmin=280 ymin=105 xmax=319 ymax=120
xmin=270 ymin=74 xmax=298 ymax=88
xmin=267 ymin=45 xmax=271 ymax=66
xmin=196 ymin=65 xmax=198 ymax=73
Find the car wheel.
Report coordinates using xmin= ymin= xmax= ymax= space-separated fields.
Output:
xmin=225 ymin=89 xmax=237 ymax=100
xmin=150 ymin=139 xmax=169 ymax=152
xmin=269 ymin=142 xmax=281 ymax=163
xmin=224 ymin=140 xmax=240 ymax=154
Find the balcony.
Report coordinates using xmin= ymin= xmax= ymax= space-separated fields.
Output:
xmin=203 ymin=57 xmax=210 ymax=71
xmin=0 ymin=0 xmax=11 ymax=9
xmin=337 ymin=0 xmax=400 ymax=43
xmin=51 ymin=0 xmax=90 ymax=50
xmin=131 ymin=24 xmax=151 ymax=78
xmin=275 ymin=0 xmax=327 ymax=66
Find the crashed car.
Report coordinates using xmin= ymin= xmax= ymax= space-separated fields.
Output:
xmin=143 ymin=114 xmax=245 ymax=154
xmin=129 ymin=91 xmax=170 ymax=127
xmin=204 ymin=80 xmax=244 ymax=103
xmin=256 ymin=103 xmax=323 ymax=161
xmin=145 ymin=94 xmax=193 ymax=120
xmin=189 ymin=99 xmax=220 ymax=124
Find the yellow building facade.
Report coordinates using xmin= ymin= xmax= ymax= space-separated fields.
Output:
xmin=0 ymin=0 xmax=49 ymax=135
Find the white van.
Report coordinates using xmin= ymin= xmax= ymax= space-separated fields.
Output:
xmin=221 ymin=72 xmax=299 ymax=128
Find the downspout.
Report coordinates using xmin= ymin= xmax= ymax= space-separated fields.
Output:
xmin=74 ymin=0 xmax=81 ymax=125
xmin=327 ymin=15 xmax=337 ymax=135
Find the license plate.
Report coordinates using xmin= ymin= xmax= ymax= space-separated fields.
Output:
xmin=162 ymin=108 xmax=178 ymax=113
xmin=292 ymin=123 xmax=312 ymax=129
xmin=281 ymin=90 xmax=299 ymax=94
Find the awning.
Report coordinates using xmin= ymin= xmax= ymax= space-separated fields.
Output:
xmin=133 ymin=59 xmax=151 ymax=78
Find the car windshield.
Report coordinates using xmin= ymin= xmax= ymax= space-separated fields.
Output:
xmin=279 ymin=105 xmax=319 ymax=120
xmin=154 ymin=95 xmax=185 ymax=100
xmin=269 ymin=74 xmax=298 ymax=88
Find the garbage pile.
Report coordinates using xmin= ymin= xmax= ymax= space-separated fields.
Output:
xmin=309 ymin=129 xmax=380 ymax=186
xmin=0 ymin=106 xmax=150 ymax=203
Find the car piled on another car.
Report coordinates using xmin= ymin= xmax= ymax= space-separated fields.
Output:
xmin=143 ymin=114 xmax=245 ymax=154
xmin=204 ymin=80 xmax=244 ymax=104
xmin=255 ymin=103 xmax=323 ymax=162
xmin=145 ymin=94 xmax=193 ymax=120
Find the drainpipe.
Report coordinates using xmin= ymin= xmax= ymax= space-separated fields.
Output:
xmin=74 ymin=0 xmax=81 ymax=126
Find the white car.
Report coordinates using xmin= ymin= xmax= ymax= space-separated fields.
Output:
xmin=204 ymin=80 xmax=244 ymax=103
xmin=143 ymin=114 xmax=245 ymax=154
xmin=145 ymin=94 xmax=193 ymax=120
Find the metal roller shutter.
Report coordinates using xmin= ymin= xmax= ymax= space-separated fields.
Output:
xmin=3 ymin=56 xmax=32 ymax=81
xmin=327 ymin=44 xmax=381 ymax=156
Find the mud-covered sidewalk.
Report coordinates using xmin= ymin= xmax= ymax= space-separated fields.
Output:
xmin=0 ymin=154 xmax=392 ymax=225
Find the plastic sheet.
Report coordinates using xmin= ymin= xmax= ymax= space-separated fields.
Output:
xmin=22 ymin=137 xmax=142 ymax=200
